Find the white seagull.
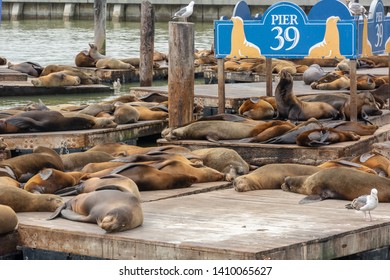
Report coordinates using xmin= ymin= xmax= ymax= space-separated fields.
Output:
xmin=346 ymin=0 xmax=367 ymax=16
xmin=172 ymin=1 xmax=195 ymax=22
xmin=345 ymin=188 xmax=379 ymax=221
xmin=112 ymin=78 xmax=121 ymax=92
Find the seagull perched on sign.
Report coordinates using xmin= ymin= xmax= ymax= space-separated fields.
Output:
xmin=346 ymin=0 xmax=367 ymax=16
xmin=345 ymin=188 xmax=378 ymax=221
xmin=172 ymin=1 xmax=195 ymax=22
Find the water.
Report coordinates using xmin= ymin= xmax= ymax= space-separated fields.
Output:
xmin=0 ymin=19 xmax=214 ymax=109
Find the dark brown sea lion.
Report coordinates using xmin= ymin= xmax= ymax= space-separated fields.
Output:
xmin=298 ymin=92 xmax=349 ymax=111
xmin=60 ymin=151 xmax=115 ymax=171
xmin=0 ymin=110 xmax=95 ymax=133
xmin=0 ymin=146 xmax=64 ymax=182
xmin=238 ymin=97 xmax=275 ymax=120
xmin=0 ymin=56 xmax=7 ymax=65
xmin=281 ymin=167 xmax=390 ymax=203
xmin=75 ymin=50 xmax=96 ymax=67
xmin=76 ymin=103 xmax=115 ymax=116
xmin=31 ymin=72 xmax=81 ymax=87
xmin=112 ymin=102 xmax=140 ymax=124
xmin=48 ymin=186 xmax=143 ymax=233
xmin=0 ymin=185 xmax=64 ymax=212
xmin=89 ymin=163 xmax=197 ymax=191
xmin=191 ymin=147 xmax=250 ymax=181
xmin=23 ymin=168 xmax=87 ymax=194
xmin=240 ymin=120 xmax=296 ymax=143
xmin=233 ymin=163 xmax=321 ymax=192
xmin=324 ymin=121 xmax=378 ymax=136
xmin=339 ymin=92 xmax=382 ymax=121
xmin=61 ymin=112 xmax=117 ymax=129
xmin=138 ymin=92 xmax=169 ymax=103
xmin=8 ymin=61 xmax=43 ymax=77
xmin=370 ymin=84 xmax=390 ymax=109
xmin=275 ymin=69 xmax=339 ymax=120
xmin=351 ymin=151 xmax=390 ymax=177
xmin=295 ymin=128 xmax=360 ymax=147
xmin=0 ymin=205 xmax=18 ymax=234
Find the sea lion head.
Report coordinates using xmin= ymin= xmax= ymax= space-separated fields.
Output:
xmin=98 ymin=202 xmax=143 ymax=233
xmin=233 ymin=175 xmax=256 ymax=192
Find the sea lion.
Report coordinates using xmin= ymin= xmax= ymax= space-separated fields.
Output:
xmin=0 ymin=56 xmax=7 ymax=65
xmin=0 ymin=205 xmax=18 ymax=234
xmin=302 ymin=64 xmax=326 ymax=85
xmin=96 ymin=58 xmax=135 ymax=70
xmin=340 ymin=92 xmax=382 ymax=121
xmin=240 ymin=120 xmax=296 ymax=143
xmin=138 ymin=92 xmax=168 ymax=103
xmin=76 ymin=103 xmax=115 ymax=116
xmin=281 ymin=167 xmax=390 ymax=203
xmin=226 ymin=16 xmax=262 ymax=59
xmin=23 ymin=168 xmax=87 ymax=194
xmin=0 ymin=146 xmax=64 ymax=182
xmin=31 ymin=72 xmax=81 ymax=87
xmin=8 ymin=61 xmax=43 ymax=77
xmin=48 ymin=187 xmax=143 ymax=233
xmin=60 ymin=150 xmax=115 ymax=171
xmin=370 ymin=84 xmax=390 ymax=109
xmin=191 ymin=147 xmax=250 ymax=181
xmin=323 ymin=121 xmax=378 ymax=136
xmin=275 ymin=69 xmax=339 ymax=121
xmin=233 ymin=163 xmax=321 ymax=192
xmin=75 ymin=50 xmax=96 ymax=67
xmin=40 ymin=65 xmax=100 ymax=85
xmin=133 ymin=106 xmax=168 ymax=120
xmin=351 ymin=151 xmax=390 ymax=177
xmin=306 ymin=16 xmax=345 ymax=59
xmin=61 ymin=112 xmax=117 ymax=129
xmin=317 ymin=159 xmax=378 ymax=175
xmin=238 ymin=97 xmax=275 ymax=120
xmin=89 ymin=163 xmax=197 ymax=191
xmin=88 ymin=43 xmax=107 ymax=60
xmin=298 ymin=93 xmax=349 ymax=111
xmin=310 ymin=71 xmax=350 ymax=90
xmin=0 ymin=110 xmax=95 ymax=133
xmin=0 ymin=185 xmax=64 ymax=212
xmin=295 ymin=128 xmax=360 ymax=147
xmin=112 ymin=102 xmax=140 ymax=124
xmin=81 ymin=161 xmax=126 ymax=174
xmin=162 ymin=120 xmax=257 ymax=142
xmin=0 ymin=176 xmax=21 ymax=188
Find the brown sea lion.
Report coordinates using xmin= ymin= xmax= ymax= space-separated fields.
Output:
xmin=88 ymin=43 xmax=106 ymax=60
xmin=281 ymin=167 xmax=390 ymax=203
xmin=0 ymin=110 xmax=95 ymax=133
xmin=0 ymin=205 xmax=18 ymax=234
xmin=298 ymin=92 xmax=349 ymax=111
xmin=240 ymin=120 xmax=296 ymax=143
xmin=75 ymin=50 xmax=96 ymax=67
xmin=317 ymin=159 xmax=378 ymax=175
xmin=60 ymin=151 xmax=115 ymax=171
xmin=133 ymin=106 xmax=168 ymax=120
xmin=238 ymin=97 xmax=275 ymax=120
xmin=62 ymin=112 xmax=117 ymax=129
xmin=351 ymin=151 xmax=390 ymax=177
xmin=40 ymin=65 xmax=100 ymax=84
xmin=76 ymin=103 xmax=115 ymax=116
xmin=310 ymin=71 xmax=350 ymax=90
xmin=23 ymin=168 xmax=87 ymax=194
xmin=275 ymin=69 xmax=339 ymax=121
xmin=112 ymin=102 xmax=140 ymax=124
xmin=339 ymin=92 xmax=382 ymax=121
xmin=295 ymin=128 xmax=360 ymax=147
xmin=89 ymin=163 xmax=197 ymax=191
xmin=162 ymin=120 xmax=257 ymax=142
xmin=191 ymin=147 xmax=250 ymax=181
xmin=0 ymin=176 xmax=21 ymax=188
xmin=324 ymin=121 xmax=378 ymax=136
xmin=81 ymin=161 xmax=126 ymax=174
xmin=233 ymin=163 xmax=321 ymax=192
xmin=31 ymin=72 xmax=81 ymax=87
xmin=48 ymin=186 xmax=143 ymax=233
xmin=370 ymin=84 xmax=390 ymax=109
xmin=0 ymin=185 xmax=64 ymax=212
xmin=0 ymin=56 xmax=7 ymax=65
xmin=0 ymin=146 xmax=64 ymax=182
xmin=96 ymin=58 xmax=135 ymax=70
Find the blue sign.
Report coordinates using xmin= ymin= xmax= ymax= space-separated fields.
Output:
xmin=0 ymin=0 xmax=2 ymax=23
xmin=214 ymin=0 xmax=390 ymax=59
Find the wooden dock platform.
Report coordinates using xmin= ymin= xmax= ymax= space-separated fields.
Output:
xmin=1 ymin=120 xmax=168 ymax=151
xmin=8 ymin=183 xmax=390 ymax=260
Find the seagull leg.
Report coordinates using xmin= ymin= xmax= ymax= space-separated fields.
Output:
xmin=368 ymin=211 xmax=373 ymax=222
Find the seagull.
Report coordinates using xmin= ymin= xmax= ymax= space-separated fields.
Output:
xmin=345 ymin=188 xmax=379 ymax=221
xmin=346 ymin=0 xmax=367 ymax=16
xmin=112 ymin=78 xmax=121 ymax=92
xmin=171 ymin=1 xmax=195 ymax=22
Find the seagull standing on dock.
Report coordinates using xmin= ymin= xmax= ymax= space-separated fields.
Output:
xmin=112 ymin=78 xmax=121 ymax=93
xmin=345 ymin=188 xmax=379 ymax=221
xmin=171 ymin=1 xmax=195 ymax=22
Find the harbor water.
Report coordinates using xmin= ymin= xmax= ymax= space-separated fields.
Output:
xmin=0 ymin=19 xmax=214 ymax=109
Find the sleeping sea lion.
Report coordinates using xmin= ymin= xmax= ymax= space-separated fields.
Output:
xmin=295 ymin=128 xmax=360 ymax=147
xmin=31 ymin=72 xmax=81 ymax=87
xmin=0 ymin=205 xmax=18 ymax=234
xmin=60 ymin=150 xmax=115 ymax=171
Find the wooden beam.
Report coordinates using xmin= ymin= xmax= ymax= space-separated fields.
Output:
xmin=217 ymin=58 xmax=225 ymax=114
xmin=94 ymin=0 xmax=107 ymax=55
xmin=168 ymin=22 xmax=194 ymax=128
xmin=139 ymin=1 xmax=155 ymax=87
xmin=266 ymin=57 xmax=273 ymax=96
xmin=349 ymin=59 xmax=358 ymax=122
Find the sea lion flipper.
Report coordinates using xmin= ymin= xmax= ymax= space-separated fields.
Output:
xmin=54 ymin=186 xmax=78 ymax=196
xmin=39 ymin=168 xmax=54 ymax=180
xmin=359 ymin=152 xmax=375 ymax=162
xmin=47 ymin=203 xmax=67 ymax=220
xmin=206 ymin=135 xmax=220 ymax=143
xmin=299 ymin=195 xmax=324 ymax=204
xmin=60 ymin=209 xmax=94 ymax=222
xmin=95 ymin=185 xmax=130 ymax=193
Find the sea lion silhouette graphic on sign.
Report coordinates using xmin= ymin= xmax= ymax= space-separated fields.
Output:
xmin=226 ymin=16 xmax=262 ymax=59
xmin=306 ymin=16 xmax=345 ymax=59
xmin=361 ymin=15 xmax=373 ymax=57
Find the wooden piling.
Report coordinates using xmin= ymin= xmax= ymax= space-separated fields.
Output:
xmin=168 ymin=22 xmax=194 ymax=128
xmin=266 ymin=57 xmax=273 ymax=96
xmin=217 ymin=58 xmax=225 ymax=114
xmin=139 ymin=1 xmax=155 ymax=87
xmin=94 ymin=0 xmax=107 ymax=55
xmin=349 ymin=59 xmax=358 ymax=122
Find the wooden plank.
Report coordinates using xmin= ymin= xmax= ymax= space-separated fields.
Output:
xmin=157 ymin=121 xmax=390 ymax=166
xmin=1 ymin=120 xmax=168 ymax=151
xmin=82 ymin=67 xmax=169 ymax=83
xmin=15 ymin=188 xmax=390 ymax=259
xmin=0 ymin=68 xmax=28 ymax=82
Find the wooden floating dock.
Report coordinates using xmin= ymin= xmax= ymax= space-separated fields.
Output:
xmin=1 ymin=120 xmax=168 ymax=151
xmin=7 ymin=184 xmax=390 ymax=260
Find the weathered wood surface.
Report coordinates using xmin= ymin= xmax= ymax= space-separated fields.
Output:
xmin=94 ymin=0 xmax=107 ymax=55
xmin=0 ymin=68 xmax=28 ymax=82
xmin=15 ymin=187 xmax=390 ymax=260
xmin=157 ymin=121 xmax=390 ymax=166
xmin=139 ymin=1 xmax=155 ymax=87
xmin=168 ymin=22 xmax=194 ymax=127
xmin=1 ymin=120 xmax=168 ymax=151
xmin=82 ymin=67 xmax=168 ymax=83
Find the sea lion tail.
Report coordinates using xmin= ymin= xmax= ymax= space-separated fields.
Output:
xmin=54 ymin=186 xmax=78 ymax=196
